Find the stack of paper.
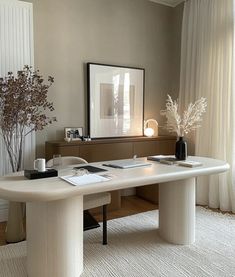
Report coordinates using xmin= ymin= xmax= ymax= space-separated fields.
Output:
xmin=61 ymin=174 xmax=110 ymax=186
xmin=147 ymin=155 xmax=203 ymax=167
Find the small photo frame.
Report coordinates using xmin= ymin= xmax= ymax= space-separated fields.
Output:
xmin=65 ymin=127 xmax=83 ymax=140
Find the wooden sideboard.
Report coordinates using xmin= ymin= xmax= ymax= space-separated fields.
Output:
xmin=45 ymin=136 xmax=176 ymax=210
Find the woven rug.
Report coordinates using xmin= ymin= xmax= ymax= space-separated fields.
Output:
xmin=0 ymin=207 xmax=235 ymax=277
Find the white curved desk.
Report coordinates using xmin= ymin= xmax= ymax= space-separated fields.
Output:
xmin=0 ymin=156 xmax=229 ymax=277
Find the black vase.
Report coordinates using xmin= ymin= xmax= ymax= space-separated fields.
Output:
xmin=175 ymin=136 xmax=187 ymax=160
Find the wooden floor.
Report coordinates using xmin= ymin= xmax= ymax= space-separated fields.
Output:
xmin=0 ymin=221 xmax=6 ymax=246
xmin=0 ymin=196 xmax=158 ymax=246
xmin=91 ymin=195 xmax=158 ymax=222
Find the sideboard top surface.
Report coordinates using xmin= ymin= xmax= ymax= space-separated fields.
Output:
xmin=46 ymin=136 xmax=176 ymax=146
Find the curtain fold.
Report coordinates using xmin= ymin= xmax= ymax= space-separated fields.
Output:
xmin=179 ymin=0 xmax=235 ymax=212
xmin=0 ymin=1 xmax=35 ymax=221
xmin=0 ymin=0 xmax=35 ymax=177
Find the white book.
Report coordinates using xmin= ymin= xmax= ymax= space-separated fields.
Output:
xmin=177 ymin=161 xmax=203 ymax=167
xmin=61 ymin=174 xmax=110 ymax=186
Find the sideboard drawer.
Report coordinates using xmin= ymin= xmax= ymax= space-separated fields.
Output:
xmin=80 ymin=142 xmax=133 ymax=162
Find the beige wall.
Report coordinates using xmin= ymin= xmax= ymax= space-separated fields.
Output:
xmin=172 ymin=3 xmax=184 ymax=95
xmin=24 ymin=0 xmax=183 ymax=157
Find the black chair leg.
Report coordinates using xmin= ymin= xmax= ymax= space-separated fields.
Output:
xmin=103 ymin=205 xmax=107 ymax=245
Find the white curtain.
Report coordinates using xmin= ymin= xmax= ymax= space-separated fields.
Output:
xmin=0 ymin=0 xmax=35 ymax=221
xmin=0 ymin=0 xmax=35 ymax=176
xmin=179 ymin=0 xmax=235 ymax=212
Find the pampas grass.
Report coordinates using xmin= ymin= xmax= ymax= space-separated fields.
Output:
xmin=161 ymin=95 xmax=207 ymax=137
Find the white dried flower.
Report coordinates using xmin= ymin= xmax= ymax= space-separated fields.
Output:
xmin=160 ymin=95 xmax=207 ymax=137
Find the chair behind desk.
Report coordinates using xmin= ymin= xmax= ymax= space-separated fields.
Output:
xmin=46 ymin=156 xmax=111 ymax=245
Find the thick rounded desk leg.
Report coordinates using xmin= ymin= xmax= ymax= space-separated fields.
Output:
xmin=159 ymin=178 xmax=195 ymax=245
xmin=26 ymin=195 xmax=83 ymax=277
xmin=6 ymin=201 xmax=25 ymax=243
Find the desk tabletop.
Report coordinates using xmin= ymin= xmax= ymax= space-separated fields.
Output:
xmin=0 ymin=156 xmax=229 ymax=202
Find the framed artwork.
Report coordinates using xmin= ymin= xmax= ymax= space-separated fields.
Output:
xmin=87 ymin=63 xmax=145 ymax=138
xmin=65 ymin=127 xmax=83 ymax=140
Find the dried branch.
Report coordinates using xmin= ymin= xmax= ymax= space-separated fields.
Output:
xmin=161 ymin=95 xmax=207 ymax=137
xmin=0 ymin=65 xmax=56 ymax=172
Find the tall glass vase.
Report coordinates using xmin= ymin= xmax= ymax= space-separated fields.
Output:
xmin=175 ymin=136 xmax=187 ymax=160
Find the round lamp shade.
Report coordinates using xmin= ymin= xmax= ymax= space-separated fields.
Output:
xmin=144 ymin=127 xmax=154 ymax=137
xmin=144 ymin=119 xmax=158 ymax=137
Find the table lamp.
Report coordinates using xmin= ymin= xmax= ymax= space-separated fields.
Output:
xmin=144 ymin=119 xmax=158 ymax=137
